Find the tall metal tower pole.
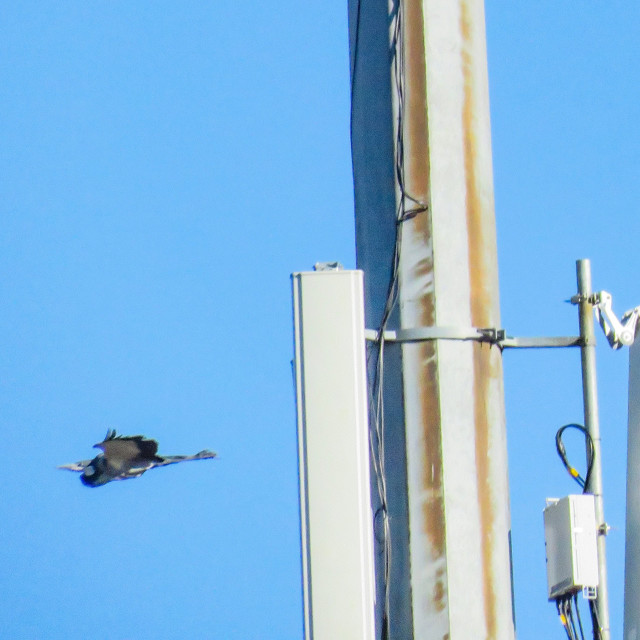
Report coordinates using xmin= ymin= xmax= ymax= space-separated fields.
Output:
xmin=349 ymin=0 xmax=514 ymax=638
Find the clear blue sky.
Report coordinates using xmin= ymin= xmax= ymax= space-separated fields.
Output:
xmin=0 ymin=3 xmax=637 ymax=639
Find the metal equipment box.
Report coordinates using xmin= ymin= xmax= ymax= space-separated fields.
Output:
xmin=543 ymin=494 xmax=599 ymax=600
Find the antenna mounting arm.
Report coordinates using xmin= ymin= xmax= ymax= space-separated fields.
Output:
xmin=588 ymin=291 xmax=640 ymax=349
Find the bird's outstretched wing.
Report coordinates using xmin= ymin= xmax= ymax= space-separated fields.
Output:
xmin=95 ymin=429 xmax=161 ymax=463
xmin=151 ymin=450 xmax=218 ymax=468
xmin=112 ymin=451 xmax=217 ymax=480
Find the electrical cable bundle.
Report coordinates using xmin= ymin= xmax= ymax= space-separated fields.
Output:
xmin=555 ymin=423 xmax=595 ymax=493
xmin=555 ymin=594 xmax=586 ymax=640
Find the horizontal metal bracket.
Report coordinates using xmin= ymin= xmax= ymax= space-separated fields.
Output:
xmin=364 ymin=327 xmax=582 ymax=349
xmin=364 ymin=326 xmax=502 ymax=343
xmin=500 ymin=336 xmax=582 ymax=349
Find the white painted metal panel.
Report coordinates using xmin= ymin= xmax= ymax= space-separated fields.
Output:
xmin=292 ymin=269 xmax=375 ymax=640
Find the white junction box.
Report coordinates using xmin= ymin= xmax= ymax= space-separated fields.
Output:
xmin=543 ymin=494 xmax=599 ymax=600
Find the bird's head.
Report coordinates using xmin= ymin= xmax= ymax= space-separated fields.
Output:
xmin=80 ymin=457 xmax=110 ymax=487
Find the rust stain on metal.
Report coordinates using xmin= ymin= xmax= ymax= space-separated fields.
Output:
xmin=432 ymin=565 xmax=448 ymax=613
xmin=460 ymin=2 xmax=500 ymax=639
xmin=403 ymin=0 xmax=448 ymax=616
xmin=404 ymin=0 xmax=431 ymax=218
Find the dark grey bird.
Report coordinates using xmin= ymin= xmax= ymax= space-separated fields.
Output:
xmin=58 ymin=429 xmax=217 ymax=487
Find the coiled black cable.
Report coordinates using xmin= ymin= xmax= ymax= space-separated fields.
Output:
xmin=555 ymin=423 xmax=595 ymax=493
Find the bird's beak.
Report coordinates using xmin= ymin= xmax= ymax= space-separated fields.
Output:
xmin=57 ymin=463 xmax=85 ymax=472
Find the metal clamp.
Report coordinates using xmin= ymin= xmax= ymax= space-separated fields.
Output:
xmin=364 ymin=326 xmax=502 ymax=343
xmin=364 ymin=327 xmax=582 ymax=349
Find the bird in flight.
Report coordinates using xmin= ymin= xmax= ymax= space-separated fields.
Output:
xmin=58 ymin=429 xmax=217 ymax=487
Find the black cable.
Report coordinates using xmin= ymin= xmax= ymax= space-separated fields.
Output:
xmin=567 ymin=597 xmax=579 ymax=640
xmin=589 ymin=599 xmax=602 ymax=640
xmin=555 ymin=423 xmax=595 ymax=493
xmin=556 ymin=597 xmax=573 ymax=640
xmin=574 ymin=593 xmax=586 ymax=640
xmin=348 ymin=0 xmax=361 ymax=161
xmin=567 ymin=596 xmax=581 ymax=640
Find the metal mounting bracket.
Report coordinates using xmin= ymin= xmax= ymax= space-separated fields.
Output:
xmin=571 ymin=291 xmax=640 ymax=349
xmin=593 ymin=291 xmax=640 ymax=350
xmin=364 ymin=327 xmax=582 ymax=349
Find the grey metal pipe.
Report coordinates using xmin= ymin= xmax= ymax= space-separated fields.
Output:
xmin=577 ymin=258 xmax=610 ymax=640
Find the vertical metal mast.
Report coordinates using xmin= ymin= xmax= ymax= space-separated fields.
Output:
xmin=576 ymin=259 xmax=610 ymax=640
xmin=349 ymin=0 xmax=514 ymax=638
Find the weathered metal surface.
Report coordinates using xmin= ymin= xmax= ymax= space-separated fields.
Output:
xmin=460 ymin=3 xmax=512 ymax=638
xmin=397 ymin=0 xmax=448 ymax=634
xmin=400 ymin=0 xmax=514 ymax=638
xmin=349 ymin=0 xmax=514 ymax=637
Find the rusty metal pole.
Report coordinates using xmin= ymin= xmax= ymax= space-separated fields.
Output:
xmin=349 ymin=0 xmax=514 ymax=638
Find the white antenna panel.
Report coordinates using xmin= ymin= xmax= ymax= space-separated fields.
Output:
xmin=292 ymin=269 xmax=376 ymax=640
